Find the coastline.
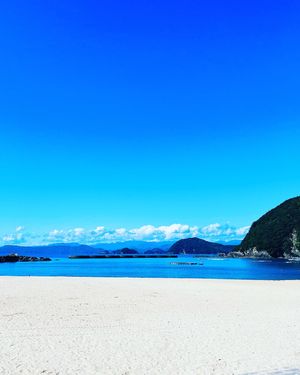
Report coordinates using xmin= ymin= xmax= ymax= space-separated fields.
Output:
xmin=1 ymin=276 xmax=300 ymax=374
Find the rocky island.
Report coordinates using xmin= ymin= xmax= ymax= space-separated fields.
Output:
xmin=0 ymin=254 xmax=51 ymax=263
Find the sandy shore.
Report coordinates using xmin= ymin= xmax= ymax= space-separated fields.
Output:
xmin=1 ymin=277 xmax=300 ymax=375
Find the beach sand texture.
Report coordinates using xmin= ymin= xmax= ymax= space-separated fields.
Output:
xmin=1 ymin=277 xmax=300 ymax=375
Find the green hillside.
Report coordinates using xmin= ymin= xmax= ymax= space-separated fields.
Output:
xmin=239 ymin=197 xmax=300 ymax=257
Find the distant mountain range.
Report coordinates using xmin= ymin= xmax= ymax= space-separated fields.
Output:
xmin=93 ymin=240 xmax=173 ymax=251
xmin=0 ymin=241 xmax=174 ymax=257
xmin=0 ymin=238 xmax=237 ymax=257
xmin=0 ymin=244 xmax=102 ymax=258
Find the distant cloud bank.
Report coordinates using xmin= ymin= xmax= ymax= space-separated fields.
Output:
xmin=0 ymin=223 xmax=250 ymax=246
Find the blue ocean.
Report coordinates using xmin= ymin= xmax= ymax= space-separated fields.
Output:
xmin=1 ymin=256 xmax=300 ymax=280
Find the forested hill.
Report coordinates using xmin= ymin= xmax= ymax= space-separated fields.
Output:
xmin=168 ymin=237 xmax=233 ymax=254
xmin=238 ymin=197 xmax=300 ymax=258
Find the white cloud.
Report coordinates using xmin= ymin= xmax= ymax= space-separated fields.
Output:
xmin=126 ymin=224 xmax=199 ymax=241
xmin=201 ymin=223 xmax=223 ymax=235
xmin=0 ymin=222 xmax=250 ymax=246
xmin=235 ymin=226 xmax=251 ymax=236
xmin=200 ymin=223 xmax=250 ymax=241
xmin=2 ymin=226 xmax=28 ymax=245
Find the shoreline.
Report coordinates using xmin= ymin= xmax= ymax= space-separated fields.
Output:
xmin=1 ymin=277 xmax=300 ymax=374
xmin=1 ymin=275 xmax=300 ymax=281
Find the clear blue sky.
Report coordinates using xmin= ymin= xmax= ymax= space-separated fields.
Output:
xmin=0 ymin=0 xmax=300 ymax=244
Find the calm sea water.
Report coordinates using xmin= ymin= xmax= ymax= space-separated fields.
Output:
xmin=1 ymin=256 xmax=300 ymax=279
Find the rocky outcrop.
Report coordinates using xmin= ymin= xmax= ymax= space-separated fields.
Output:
xmin=0 ymin=254 xmax=51 ymax=263
xmin=226 ymin=251 xmax=245 ymax=258
xmin=226 ymin=248 xmax=272 ymax=259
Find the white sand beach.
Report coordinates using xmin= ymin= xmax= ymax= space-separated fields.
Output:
xmin=1 ymin=277 xmax=300 ymax=375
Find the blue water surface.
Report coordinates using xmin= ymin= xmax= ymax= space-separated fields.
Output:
xmin=1 ymin=256 xmax=300 ymax=280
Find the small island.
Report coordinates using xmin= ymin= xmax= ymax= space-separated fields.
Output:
xmin=0 ymin=254 xmax=51 ymax=263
